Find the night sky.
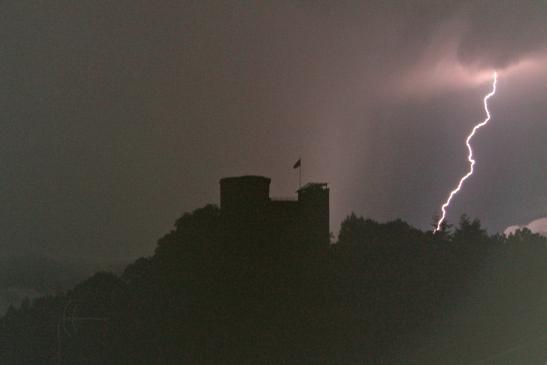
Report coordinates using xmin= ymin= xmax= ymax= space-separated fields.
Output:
xmin=1 ymin=1 xmax=546 ymax=260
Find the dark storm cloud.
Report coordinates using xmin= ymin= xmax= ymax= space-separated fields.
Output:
xmin=456 ymin=0 xmax=547 ymax=68
xmin=0 ymin=1 xmax=546 ymax=261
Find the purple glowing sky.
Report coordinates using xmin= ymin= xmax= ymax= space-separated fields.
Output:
xmin=1 ymin=1 xmax=546 ymax=259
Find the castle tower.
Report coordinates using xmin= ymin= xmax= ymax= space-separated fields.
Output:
xmin=218 ymin=175 xmax=329 ymax=247
xmin=220 ymin=175 xmax=271 ymax=216
xmin=297 ymin=183 xmax=330 ymax=246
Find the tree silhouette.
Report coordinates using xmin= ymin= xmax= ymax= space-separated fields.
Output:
xmin=1 ymin=207 xmax=546 ymax=364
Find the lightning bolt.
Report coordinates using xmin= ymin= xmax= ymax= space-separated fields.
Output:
xmin=434 ymin=71 xmax=498 ymax=233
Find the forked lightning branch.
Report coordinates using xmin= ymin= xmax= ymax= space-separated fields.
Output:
xmin=434 ymin=72 xmax=498 ymax=233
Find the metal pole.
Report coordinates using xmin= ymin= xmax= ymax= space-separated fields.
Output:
xmin=299 ymin=163 xmax=301 ymax=189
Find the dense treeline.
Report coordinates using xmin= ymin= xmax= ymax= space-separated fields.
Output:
xmin=1 ymin=205 xmax=546 ymax=364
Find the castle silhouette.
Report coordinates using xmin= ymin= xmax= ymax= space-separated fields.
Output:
xmin=219 ymin=176 xmax=330 ymax=246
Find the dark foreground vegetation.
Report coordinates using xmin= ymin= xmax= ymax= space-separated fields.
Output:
xmin=1 ymin=206 xmax=546 ymax=364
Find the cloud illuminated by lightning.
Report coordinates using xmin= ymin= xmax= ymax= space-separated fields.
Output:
xmin=434 ymin=72 xmax=497 ymax=233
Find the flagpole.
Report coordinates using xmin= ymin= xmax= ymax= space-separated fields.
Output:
xmin=299 ymin=162 xmax=301 ymax=189
xmin=293 ymin=158 xmax=302 ymax=190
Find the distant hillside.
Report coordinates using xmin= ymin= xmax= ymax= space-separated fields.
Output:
xmin=0 ymin=255 xmax=129 ymax=315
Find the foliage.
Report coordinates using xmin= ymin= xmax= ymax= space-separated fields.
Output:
xmin=1 ymin=207 xmax=546 ymax=364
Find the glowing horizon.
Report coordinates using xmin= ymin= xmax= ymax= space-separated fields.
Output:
xmin=434 ymin=71 xmax=498 ymax=233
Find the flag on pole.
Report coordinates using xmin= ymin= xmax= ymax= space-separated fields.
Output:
xmin=293 ymin=158 xmax=301 ymax=169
